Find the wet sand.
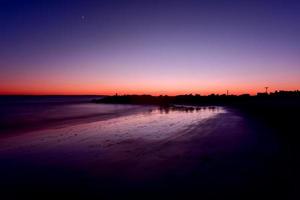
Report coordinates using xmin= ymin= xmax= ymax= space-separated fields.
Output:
xmin=0 ymin=106 xmax=287 ymax=199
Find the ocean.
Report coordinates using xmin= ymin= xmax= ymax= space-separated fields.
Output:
xmin=0 ymin=95 xmax=141 ymax=135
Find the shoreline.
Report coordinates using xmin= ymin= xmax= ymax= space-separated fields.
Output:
xmin=0 ymin=105 xmax=154 ymax=138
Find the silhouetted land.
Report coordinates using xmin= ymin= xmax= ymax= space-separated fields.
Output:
xmin=93 ymin=90 xmax=300 ymax=106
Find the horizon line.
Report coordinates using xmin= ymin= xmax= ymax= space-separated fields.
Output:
xmin=1 ymin=89 xmax=299 ymax=97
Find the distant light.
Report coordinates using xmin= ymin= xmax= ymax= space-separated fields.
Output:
xmin=81 ymin=15 xmax=85 ymax=20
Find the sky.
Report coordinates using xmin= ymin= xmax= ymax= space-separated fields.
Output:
xmin=0 ymin=0 xmax=299 ymax=95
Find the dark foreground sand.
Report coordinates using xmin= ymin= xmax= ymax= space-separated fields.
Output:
xmin=0 ymin=106 xmax=290 ymax=199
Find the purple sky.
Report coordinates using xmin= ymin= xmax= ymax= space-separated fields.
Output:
xmin=1 ymin=0 xmax=299 ymax=95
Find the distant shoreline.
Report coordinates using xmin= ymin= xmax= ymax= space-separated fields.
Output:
xmin=92 ymin=90 xmax=300 ymax=106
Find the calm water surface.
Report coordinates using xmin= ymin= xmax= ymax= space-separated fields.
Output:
xmin=0 ymin=96 xmax=143 ymax=134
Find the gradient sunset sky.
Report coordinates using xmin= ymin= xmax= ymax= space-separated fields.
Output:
xmin=1 ymin=0 xmax=299 ymax=95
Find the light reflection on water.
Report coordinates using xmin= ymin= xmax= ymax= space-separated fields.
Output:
xmin=0 ymin=106 xmax=227 ymax=152
xmin=94 ymin=106 xmax=226 ymax=142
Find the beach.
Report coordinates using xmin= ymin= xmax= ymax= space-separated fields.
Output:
xmin=0 ymin=103 xmax=287 ymax=199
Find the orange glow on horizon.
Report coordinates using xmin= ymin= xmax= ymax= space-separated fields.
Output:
xmin=1 ymin=84 xmax=299 ymax=96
